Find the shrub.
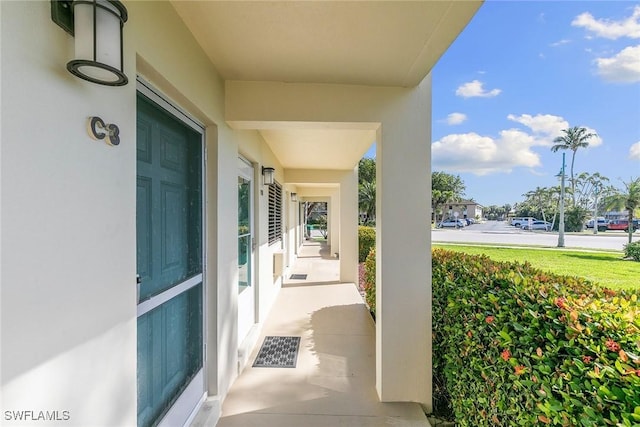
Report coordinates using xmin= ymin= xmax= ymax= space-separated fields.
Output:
xmin=363 ymin=248 xmax=376 ymax=315
xmin=565 ymin=206 xmax=589 ymax=232
xmin=624 ymin=241 xmax=640 ymax=261
xmin=432 ymin=249 xmax=640 ymax=427
xmin=358 ymin=226 xmax=375 ymax=262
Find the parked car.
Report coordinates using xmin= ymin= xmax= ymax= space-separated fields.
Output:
xmin=521 ymin=220 xmax=552 ymax=231
xmin=586 ymin=217 xmax=609 ymax=231
xmin=438 ymin=218 xmax=466 ymax=228
xmin=511 ymin=217 xmax=537 ymax=227
xmin=464 ymin=218 xmax=475 ymax=226
xmin=607 ymin=219 xmax=638 ymax=232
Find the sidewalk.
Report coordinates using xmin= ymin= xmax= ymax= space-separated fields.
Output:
xmin=214 ymin=240 xmax=430 ymax=426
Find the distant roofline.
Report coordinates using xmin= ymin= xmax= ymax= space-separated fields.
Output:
xmin=449 ymin=200 xmax=483 ymax=208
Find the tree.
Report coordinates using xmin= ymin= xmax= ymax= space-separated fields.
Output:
xmin=564 ymin=206 xmax=589 ymax=232
xmin=358 ymin=158 xmax=376 ymax=225
xmin=432 ymin=172 xmax=466 ymax=222
xmin=358 ymin=158 xmax=376 ymax=186
xmin=484 ymin=205 xmax=505 ymax=220
xmin=359 ymin=181 xmax=376 ymax=225
xmin=305 ymin=202 xmax=324 ymax=222
xmin=605 ymin=177 xmax=640 ymax=244
xmin=522 ymin=186 xmax=553 ymax=222
xmin=573 ymin=172 xmax=611 ymax=210
xmin=550 ymin=127 xmax=597 ymax=206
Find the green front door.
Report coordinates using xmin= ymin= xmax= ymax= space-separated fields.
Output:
xmin=136 ymin=91 xmax=204 ymax=427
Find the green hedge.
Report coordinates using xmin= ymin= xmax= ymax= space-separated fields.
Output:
xmin=624 ymin=241 xmax=640 ymax=262
xmin=364 ymin=248 xmax=376 ymax=314
xmin=358 ymin=226 xmax=375 ymax=262
xmin=432 ymin=249 xmax=640 ymax=426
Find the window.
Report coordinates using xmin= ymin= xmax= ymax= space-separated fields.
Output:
xmin=268 ymin=181 xmax=282 ymax=245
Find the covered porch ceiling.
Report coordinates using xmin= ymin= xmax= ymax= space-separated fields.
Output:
xmin=171 ymin=0 xmax=482 ymax=174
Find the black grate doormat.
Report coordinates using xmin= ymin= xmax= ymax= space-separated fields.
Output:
xmin=289 ymin=274 xmax=308 ymax=280
xmin=253 ymin=336 xmax=301 ymax=368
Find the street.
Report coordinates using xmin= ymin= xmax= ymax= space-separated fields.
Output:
xmin=432 ymin=220 xmax=637 ymax=251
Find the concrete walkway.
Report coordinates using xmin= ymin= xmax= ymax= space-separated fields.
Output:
xmin=215 ymin=240 xmax=430 ymax=427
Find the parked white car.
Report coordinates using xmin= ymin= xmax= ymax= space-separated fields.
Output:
xmin=586 ymin=218 xmax=609 ymax=231
xmin=512 ymin=217 xmax=537 ymax=227
xmin=438 ymin=219 xmax=466 ymax=228
xmin=521 ymin=220 xmax=552 ymax=231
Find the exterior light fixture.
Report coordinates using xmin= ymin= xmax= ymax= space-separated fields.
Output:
xmin=51 ymin=0 xmax=129 ymax=86
xmin=262 ymin=167 xmax=275 ymax=186
xmin=291 ymin=193 xmax=298 ymax=202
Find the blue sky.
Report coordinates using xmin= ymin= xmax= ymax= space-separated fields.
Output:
xmin=366 ymin=1 xmax=640 ymax=207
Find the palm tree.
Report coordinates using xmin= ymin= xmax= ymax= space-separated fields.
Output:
xmin=432 ymin=172 xmax=466 ymax=222
xmin=605 ymin=178 xmax=640 ymax=244
xmin=550 ymin=127 xmax=597 ymax=206
xmin=523 ymin=187 xmax=552 ymax=221
xmin=359 ymin=181 xmax=376 ymax=225
xmin=574 ymin=172 xmax=610 ymax=210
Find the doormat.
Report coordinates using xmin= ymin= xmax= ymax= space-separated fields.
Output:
xmin=289 ymin=274 xmax=308 ymax=280
xmin=253 ymin=336 xmax=301 ymax=368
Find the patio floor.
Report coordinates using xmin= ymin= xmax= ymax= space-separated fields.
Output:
xmin=213 ymin=239 xmax=430 ymax=427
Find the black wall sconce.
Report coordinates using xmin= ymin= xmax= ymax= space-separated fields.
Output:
xmin=291 ymin=193 xmax=298 ymax=202
xmin=51 ymin=0 xmax=128 ymax=86
xmin=262 ymin=166 xmax=275 ymax=186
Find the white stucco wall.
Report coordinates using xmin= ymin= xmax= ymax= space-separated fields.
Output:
xmin=236 ymin=136 xmax=286 ymax=328
xmin=375 ymin=76 xmax=432 ymax=407
xmin=1 ymin=2 xmax=287 ymax=425
xmin=1 ymin=2 xmax=137 ymax=425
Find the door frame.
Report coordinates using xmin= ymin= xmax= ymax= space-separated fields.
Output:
xmin=136 ymin=77 xmax=208 ymax=427
xmin=237 ymin=156 xmax=257 ymax=343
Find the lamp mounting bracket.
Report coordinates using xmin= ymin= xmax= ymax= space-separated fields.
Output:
xmin=51 ymin=0 xmax=74 ymax=36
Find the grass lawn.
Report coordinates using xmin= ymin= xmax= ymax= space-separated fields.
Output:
xmin=433 ymin=244 xmax=639 ymax=290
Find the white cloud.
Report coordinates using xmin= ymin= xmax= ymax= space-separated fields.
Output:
xmin=595 ymin=45 xmax=640 ymax=83
xmin=630 ymin=141 xmax=640 ymax=160
xmin=507 ymin=114 xmax=569 ymax=144
xmin=446 ymin=113 xmax=467 ymax=125
xmin=455 ymin=80 xmax=502 ymax=98
xmin=550 ymin=39 xmax=571 ymax=47
xmin=572 ymin=6 xmax=640 ymax=39
xmin=506 ymin=114 xmax=602 ymax=148
xmin=433 ymin=114 xmax=606 ymax=175
xmin=582 ymin=127 xmax=603 ymax=147
xmin=431 ymin=131 xmax=541 ymax=175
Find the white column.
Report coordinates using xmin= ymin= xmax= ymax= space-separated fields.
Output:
xmin=339 ymin=168 xmax=359 ymax=283
xmin=326 ymin=200 xmax=331 ymax=247
xmin=375 ymin=76 xmax=431 ymax=409
xmin=330 ymin=190 xmax=340 ymax=256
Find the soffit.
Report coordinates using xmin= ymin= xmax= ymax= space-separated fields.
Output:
xmin=259 ymin=128 xmax=376 ymax=170
xmin=169 ymin=1 xmax=481 ymax=177
xmin=170 ymin=1 xmax=482 ymax=87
